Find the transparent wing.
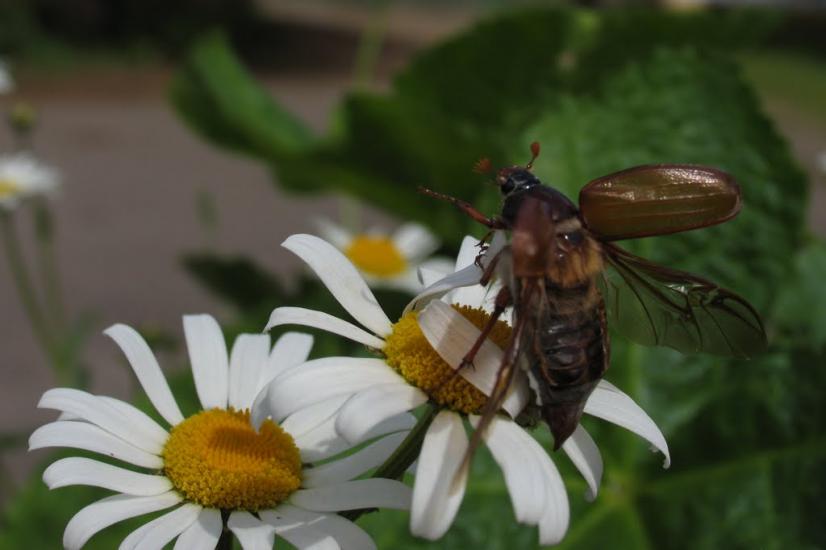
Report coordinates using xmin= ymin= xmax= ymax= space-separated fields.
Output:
xmin=599 ymin=243 xmax=767 ymax=358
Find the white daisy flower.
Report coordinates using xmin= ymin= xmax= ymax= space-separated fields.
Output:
xmin=315 ymin=218 xmax=453 ymax=293
xmin=260 ymin=234 xmax=670 ymax=545
xmin=0 ymin=153 xmax=60 ymax=210
xmin=0 ymin=58 xmax=13 ymax=94
xmin=29 ymin=314 xmax=412 ymax=550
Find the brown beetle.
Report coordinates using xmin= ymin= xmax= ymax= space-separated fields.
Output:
xmin=421 ymin=142 xmax=766 ymax=451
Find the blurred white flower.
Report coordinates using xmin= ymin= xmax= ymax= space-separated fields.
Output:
xmin=261 ymin=234 xmax=670 ymax=545
xmin=0 ymin=153 xmax=60 ymax=210
xmin=316 ymin=218 xmax=452 ymax=293
xmin=30 ymin=314 xmax=411 ymax=550
xmin=0 ymin=59 xmax=13 ymax=94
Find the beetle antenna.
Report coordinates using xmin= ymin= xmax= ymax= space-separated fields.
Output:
xmin=526 ymin=141 xmax=540 ymax=170
xmin=473 ymin=157 xmax=493 ymax=174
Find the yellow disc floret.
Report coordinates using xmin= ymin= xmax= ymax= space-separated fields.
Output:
xmin=384 ymin=305 xmax=512 ymax=415
xmin=162 ymin=408 xmax=302 ymax=511
xmin=0 ymin=179 xmax=20 ymax=199
xmin=345 ymin=235 xmax=407 ymax=277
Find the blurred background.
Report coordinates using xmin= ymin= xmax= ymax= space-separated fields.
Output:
xmin=1 ymin=0 xmax=825 ymax=548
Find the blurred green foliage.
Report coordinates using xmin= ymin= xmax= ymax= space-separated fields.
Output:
xmin=4 ymin=6 xmax=825 ymax=550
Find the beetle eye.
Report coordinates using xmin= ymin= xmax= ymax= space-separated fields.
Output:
xmin=561 ymin=230 xmax=584 ymax=246
xmin=501 ymin=180 xmax=515 ymax=194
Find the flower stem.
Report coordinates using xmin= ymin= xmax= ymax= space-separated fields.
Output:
xmin=351 ymin=0 xmax=389 ymax=90
xmin=217 ymin=511 xmax=233 ymax=550
xmin=0 ymin=211 xmax=63 ymax=378
xmin=33 ymin=199 xmax=66 ymax=330
xmin=341 ymin=402 xmax=439 ymax=522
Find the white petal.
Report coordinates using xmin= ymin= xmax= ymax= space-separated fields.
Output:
xmin=266 ymin=307 xmax=385 ymax=350
xmin=419 ymin=266 xmax=448 ymax=288
xmin=392 ymin=223 xmax=439 ymax=259
xmin=260 ymin=507 xmax=338 ymax=550
xmin=173 ymin=508 xmax=222 ymax=550
xmin=37 ymin=389 xmax=164 ymax=455
xmin=302 ymin=431 xmax=408 ymax=488
xmin=291 ymin=479 xmax=411 ymax=512
xmin=455 ymin=236 xmax=482 ymax=271
xmin=279 ymin=395 xmax=350 ymax=438
xmin=263 ymin=505 xmax=374 ymax=550
xmin=263 ymin=332 xmax=315 ymax=385
xmin=283 ymin=234 xmax=393 ymax=337
xmin=228 ymin=334 xmax=271 ymax=411
xmin=104 ymin=324 xmax=185 ymax=426
xmin=471 ymin=415 xmax=547 ymax=524
xmin=228 ymin=511 xmax=276 ymax=550
xmin=259 ymin=357 xmax=405 ymax=421
xmin=586 ymin=380 xmax=670 ymax=468
xmin=562 ymin=425 xmax=603 ymax=501
xmin=537 ymin=450 xmax=570 ymax=546
xmin=295 ymin=412 xmax=416 ymax=463
xmin=315 ymin=218 xmax=353 ymax=250
xmin=63 ymin=492 xmax=182 ymax=550
xmin=120 ymin=503 xmax=200 ymax=550
xmin=43 ymin=457 xmax=172 ymax=495
xmin=98 ymin=396 xmax=169 ymax=450
xmin=335 ymin=383 xmax=427 ymax=444
xmin=30 ymin=421 xmax=163 ymax=469
xmin=268 ymin=504 xmax=376 ymax=550
xmin=418 ymin=301 xmax=529 ymax=417
xmin=410 ymin=411 xmax=469 ymax=540
xmin=183 ymin=314 xmax=229 ymax=410
xmin=404 ymin=264 xmax=482 ymax=314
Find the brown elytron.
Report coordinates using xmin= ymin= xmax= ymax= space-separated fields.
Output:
xmin=420 ymin=142 xmax=766 ymax=452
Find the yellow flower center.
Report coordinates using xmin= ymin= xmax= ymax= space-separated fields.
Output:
xmin=162 ymin=408 xmax=302 ymax=511
xmin=0 ymin=179 xmax=20 ymax=198
xmin=384 ymin=305 xmax=512 ymax=415
xmin=345 ymin=236 xmax=407 ymax=277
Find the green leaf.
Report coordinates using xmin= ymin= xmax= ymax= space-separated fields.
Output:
xmin=169 ymin=30 xmax=313 ymax=159
xmin=772 ymin=238 xmax=826 ymax=350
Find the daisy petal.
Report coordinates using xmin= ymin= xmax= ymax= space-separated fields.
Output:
xmin=562 ymin=425 xmax=603 ymax=501
xmin=264 ymin=505 xmax=375 ymax=550
xmin=38 ymin=389 xmax=164 ymax=454
xmin=228 ymin=334 xmax=271 ymax=411
xmin=471 ymin=415 xmax=548 ymax=524
xmin=410 ymin=411 xmax=469 ymax=540
xmin=586 ymin=380 xmax=670 ymax=468
xmin=98 ymin=396 xmax=169 ymax=449
xmin=173 ymin=508 xmax=222 ymax=550
xmin=418 ymin=301 xmax=529 ymax=417
xmin=263 ymin=332 xmax=314 ymax=385
xmin=404 ymin=264 xmax=482 ymax=314
xmin=259 ymin=357 xmax=405 ymax=421
xmin=418 ymin=266 xmax=448 ymax=288
xmin=43 ymin=457 xmax=172 ymax=495
xmin=279 ymin=395 xmax=350 ymax=438
xmin=291 ymin=478 xmax=411 ymax=512
xmin=104 ymin=324 xmax=184 ymax=426
xmin=455 ymin=236 xmax=481 ymax=272
xmin=335 ymin=383 xmax=427 ymax=444
xmin=283 ymin=234 xmax=393 ymax=337
xmin=295 ymin=412 xmax=416 ymax=463
xmin=120 ymin=503 xmax=200 ymax=550
xmin=260 ymin=508 xmax=338 ymax=550
xmin=537 ymin=451 xmax=570 ymax=546
xmin=302 ymin=431 xmax=408 ymax=488
xmin=266 ymin=307 xmax=385 ymax=350
xmin=183 ymin=314 xmax=229 ymax=411
xmin=63 ymin=492 xmax=181 ymax=550
xmin=393 ymin=223 xmax=439 ymax=259
xmin=228 ymin=511 xmax=276 ymax=550
xmin=30 ymin=421 xmax=163 ymax=469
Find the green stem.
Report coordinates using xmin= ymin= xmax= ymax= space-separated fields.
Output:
xmin=351 ymin=0 xmax=390 ymax=90
xmin=341 ymin=402 xmax=440 ymax=521
xmin=33 ymin=199 xmax=66 ymax=330
xmin=216 ymin=511 xmax=233 ymax=550
xmin=0 ymin=211 xmax=65 ymax=382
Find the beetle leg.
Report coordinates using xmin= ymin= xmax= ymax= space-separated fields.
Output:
xmin=457 ymin=286 xmax=512 ymax=372
xmin=418 ymin=187 xmax=506 ymax=229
